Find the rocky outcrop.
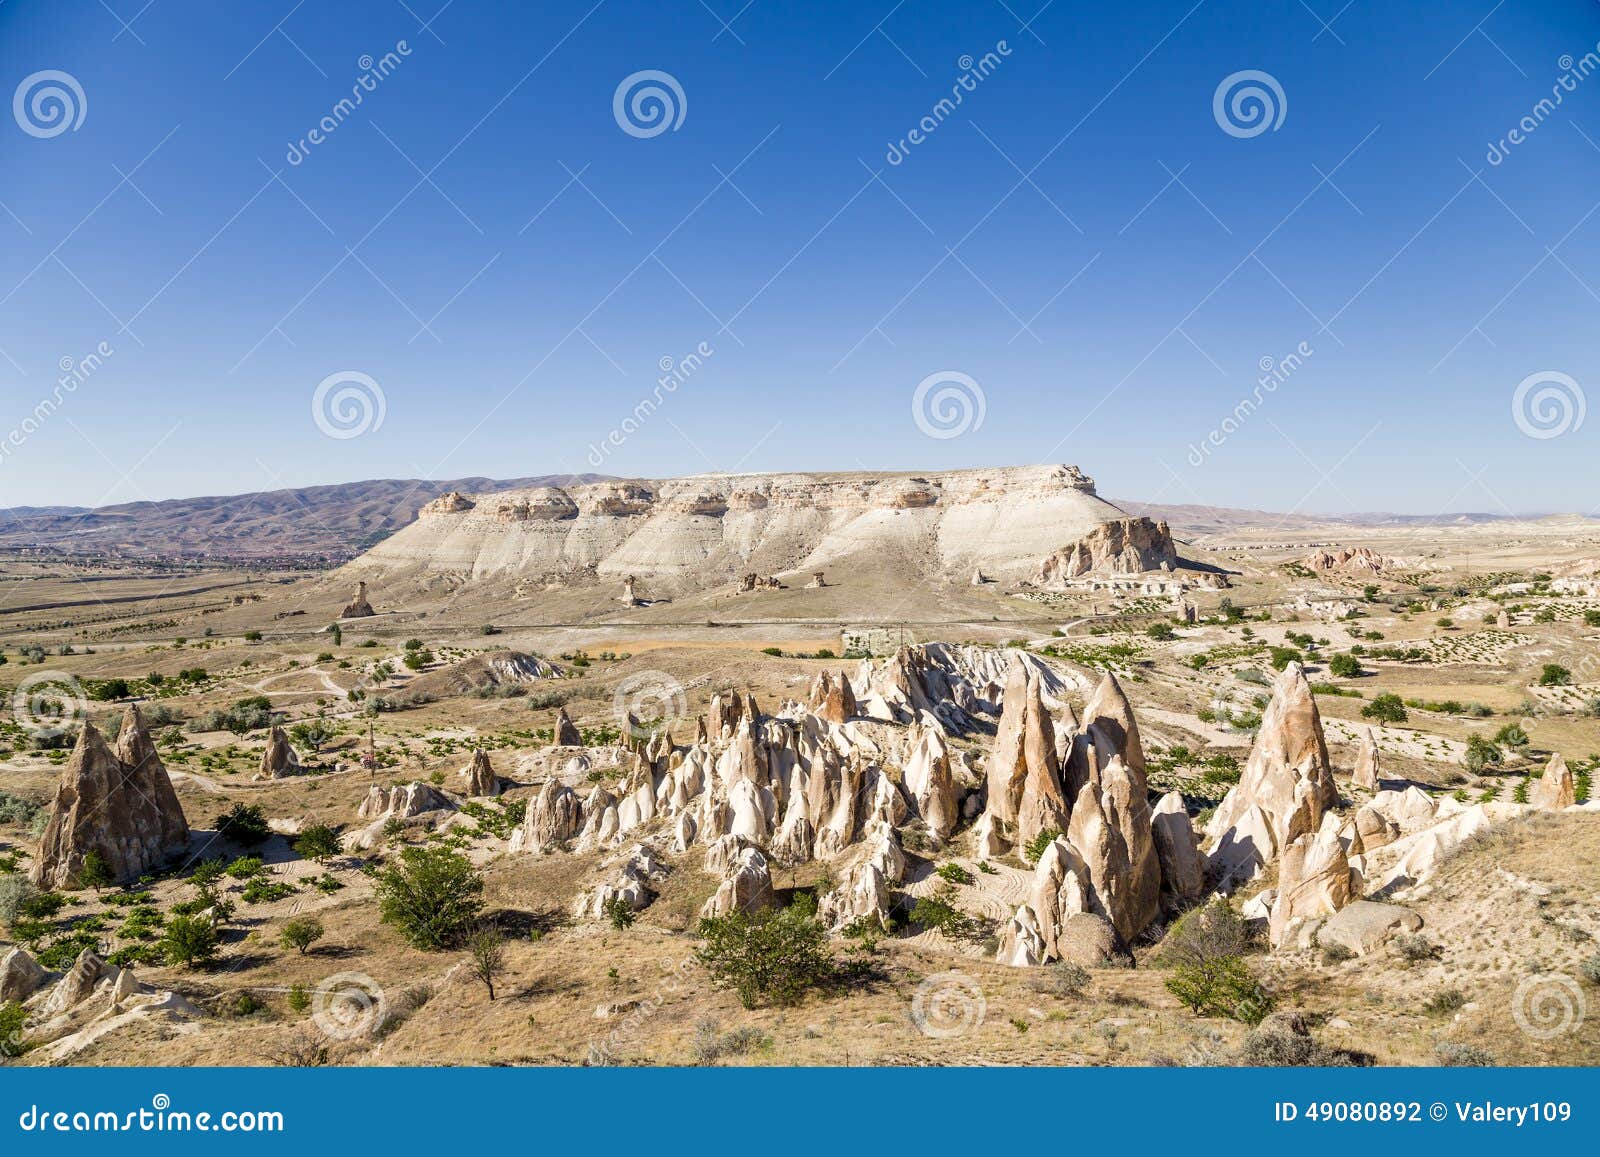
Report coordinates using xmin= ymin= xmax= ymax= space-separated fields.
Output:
xmin=902 ymin=718 xmax=959 ymax=840
xmin=554 ymin=707 xmax=582 ymax=747
xmin=576 ymin=844 xmax=665 ymax=918
xmin=1206 ymin=663 xmax=1337 ymax=884
xmin=1077 ymin=671 xmax=1146 ymax=792
xmin=1530 ymin=752 xmax=1576 ymax=810
xmin=43 ymin=949 xmax=109 ymax=1017
xmin=1069 ymin=758 xmax=1161 ymax=944
xmin=1036 ymin=516 xmax=1178 ymax=582
xmin=984 ymin=660 xmax=1068 ymax=846
xmin=806 ymin=669 xmax=857 ymax=725
xmin=701 ymin=847 xmax=775 ymax=917
xmin=1299 ymin=546 xmax=1396 ymax=574
xmin=357 ymin=782 xmax=454 ymax=821
xmin=31 ymin=711 xmax=190 ymax=890
xmin=1268 ymin=814 xmax=1353 ymax=948
xmin=462 ymin=749 xmax=500 ymax=797
xmin=259 ymin=725 xmax=299 ymax=779
xmin=340 ymin=580 xmax=376 ymax=618
xmin=1151 ymin=791 xmax=1204 ymax=909
xmin=1351 ymin=728 xmax=1379 ymax=792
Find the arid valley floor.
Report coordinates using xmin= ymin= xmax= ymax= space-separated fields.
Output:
xmin=1 ymin=469 xmax=1597 ymax=1068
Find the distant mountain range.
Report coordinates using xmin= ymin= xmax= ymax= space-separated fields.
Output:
xmin=0 ymin=474 xmax=1574 ymax=566
xmin=0 ymin=476 xmax=601 ymax=564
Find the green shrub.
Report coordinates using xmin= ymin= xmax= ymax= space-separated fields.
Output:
xmin=1436 ymin=1041 xmax=1496 ymax=1066
xmin=1538 ymin=664 xmax=1572 ymax=687
xmin=0 ymin=1001 xmax=28 ymax=1057
xmin=293 ymin=824 xmax=341 ymax=861
xmin=1424 ymin=988 xmax=1466 ymax=1015
xmin=935 ymin=862 xmax=974 ymax=885
xmin=160 ymin=913 xmax=219 ymax=967
xmin=1327 ymin=653 xmax=1363 ymax=678
xmin=224 ymin=855 xmax=265 ymax=880
xmin=1579 ymin=952 xmax=1600 ymax=986
xmin=696 ymin=906 xmax=833 ymax=1009
xmin=1165 ymin=955 xmax=1272 ymax=1023
xmin=1160 ymin=899 xmax=1253 ymax=967
xmin=214 ymin=804 xmax=271 ymax=845
xmin=240 ymin=878 xmax=296 ymax=904
xmin=287 ymin=983 xmax=311 ymax=1014
xmin=1023 ymin=827 xmax=1061 ymax=865
xmin=603 ymin=895 xmax=636 ymax=931
xmin=375 ymin=846 xmax=484 ymax=950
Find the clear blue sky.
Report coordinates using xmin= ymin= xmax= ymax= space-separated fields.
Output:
xmin=1 ymin=0 xmax=1597 ymax=514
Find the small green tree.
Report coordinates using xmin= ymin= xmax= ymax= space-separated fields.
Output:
xmin=1362 ymin=694 xmax=1408 ymax=724
xmin=375 ymin=846 xmax=484 ymax=950
xmin=696 ymin=907 xmax=833 ymax=1009
xmin=602 ymin=894 xmax=636 ymax=930
xmin=214 ymin=803 xmax=271 ymax=845
xmin=75 ymin=850 xmax=114 ymax=892
xmin=160 ymin=913 xmax=220 ymax=967
xmin=467 ymin=925 xmax=506 ymax=1001
xmin=1165 ymin=955 xmax=1272 ymax=1023
xmin=279 ymin=916 xmax=325 ymax=955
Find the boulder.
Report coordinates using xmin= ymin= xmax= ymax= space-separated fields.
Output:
xmin=0 ymin=947 xmax=51 ymax=1003
xmin=1316 ymin=900 xmax=1421 ymax=956
xmin=31 ymin=714 xmax=190 ymax=890
xmin=356 ymin=781 xmax=454 ymax=821
xmin=42 ymin=949 xmax=108 ymax=1016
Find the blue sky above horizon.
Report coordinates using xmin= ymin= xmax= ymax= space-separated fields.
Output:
xmin=1 ymin=0 xmax=1598 ymax=515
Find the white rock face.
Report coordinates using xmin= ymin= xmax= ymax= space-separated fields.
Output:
xmin=343 ymin=465 xmax=1131 ymax=590
xmin=1268 ymin=813 xmax=1353 ymax=948
xmin=1151 ymin=791 xmax=1205 ymax=908
xmin=576 ymin=844 xmax=665 ymax=918
xmin=1206 ymin=663 xmax=1337 ymax=883
xmin=1317 ymin=900 xmax=1422 ymax=956
xmin=701 ymin=847 xmax=775 ymax=917
xmin=357 ymin=781 xmax=454 ymax=821
xmin=512 ymin=779 xmax=583 ymax=853
xmin=1530 ymin=753 xmax=1576 ymax=810
xmin=1351 ymin=728 xmax=1380 ymax=792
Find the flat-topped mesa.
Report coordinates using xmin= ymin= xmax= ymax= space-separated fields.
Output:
xmin=31 ymin=710 xmax=189 ymax=889
xmin=1205 ymin=662 xmax=1337 ymax=884
xmin=346 ymin=464 xmax=1131 ymax=589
